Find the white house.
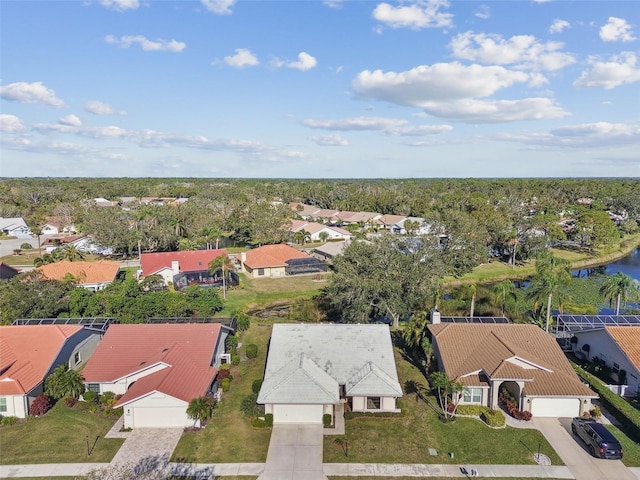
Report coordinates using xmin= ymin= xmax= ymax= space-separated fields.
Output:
xmin=258 ymin=324 xmax=402 ymax=424
xmin=571 ymin=326 xmax=640 ymax=396
xmin=0 ymin=217 xmax=32 ymax=238
xmin=82 ymin=323 xmax=230 ymax=428
xmin=0 ymin=325 xmax=100 ymax=418
xmin=289 ymin=220 xmax=353 ymax=242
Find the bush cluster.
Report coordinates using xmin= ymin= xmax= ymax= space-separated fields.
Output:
xmin=246 ymin=344 xmax=258 ymax=359
xmin=29 ymin=394 xmax=53 ymax=417
xmin=265 ymin=413 xmax=273 ymax=427
xmin=252 ymin=379 xmax=263 ymax=394
xmin=499 ymin=391 xmax=532 ymax=421
xmin=456 ymin=405 xmax=505 ymax=427
xmin=251 ymin=417 xmax=267 ymax=428
xmin=221 ymin=378 xmax=231 ymax=392
xmin=574 ymin=364 xmax=640 ymax=442
xmin=74 ymin=391 xmax=123 ymax=418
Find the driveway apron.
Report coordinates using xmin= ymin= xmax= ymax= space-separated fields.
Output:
xmin=534 ymin=417 xmax=636 ymax=480
xmin=259 ymin=424 xmax=327 ymax=480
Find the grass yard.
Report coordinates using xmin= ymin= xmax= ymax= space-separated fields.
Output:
xmin=324 ymin=347 xmax=563 ymax=466
xmin=605 ymin=424 xmax=640 ymax=467
xmin=0 ymin=401 xmax=123 ymax=464
xmin=171 ymin=322 xmax=274 ymax=463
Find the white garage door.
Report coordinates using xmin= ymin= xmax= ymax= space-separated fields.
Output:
xmin=131 ymin=406 xmax=188 ymax=427
xmin=272 ymin=404 xmax=323 ymax=424
xmin=530 ymin=398 xmax=580 ymax=418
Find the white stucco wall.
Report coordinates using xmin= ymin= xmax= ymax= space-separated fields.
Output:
xmin=0 ymin=395 xmax=28 ymax=418
xmin=351 ymin=396 xmax=399 ymax=412
xmin=247 ymin=266 xmax=286 ymax=278
xmin=122 ymin=392 xmax=191 ymax=428
xmin=88 ymin=364 xmax=169 ymax=395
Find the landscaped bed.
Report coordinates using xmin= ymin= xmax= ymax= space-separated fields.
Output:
xmin=0 ymin=401 xmax=123 ymax=464
xmin=171 ymin=322 xmax=273 ymax=463
xmin=323 ymin=347 xmax=563 ymax=466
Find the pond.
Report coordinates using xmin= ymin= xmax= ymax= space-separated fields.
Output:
xmin=573 ymin=248 xmax=640 ymax=282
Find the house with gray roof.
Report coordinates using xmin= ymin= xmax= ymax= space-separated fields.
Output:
xmin=258 ymin=323 xmax=402 ymax=424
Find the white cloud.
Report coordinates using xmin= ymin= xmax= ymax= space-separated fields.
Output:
xmin=287 ymin=52 xmax=317 ymax=71
xmin=549 ymin=19 xmax=570 ymax=34
xmin=303 ymin=116 xmax=452 ymax=136
xmin=84 ymin=100 xmax=126 ymax=115
xmin=99 ymin=0 xmax=139 ymax=11
xmin=573 ymin=52 xmax=640 ymax=89
xmin=496 ymin=122 xmax=640 ymax=148
xmin=309 ymin=134 xmax=349 ymax=146
xmin=600 ymin=17 xmax=636 ymax=42
xmin=0 ymin=114 xmax=26 ymax=133
xmin=104 ymin=35 xmax=186 ymax=52
xmin=0 ymin=81 xmax=65 ymax=107
xmin=449 ymin=31 xmax=575 ymax=71
xmin=353 ymin=63 xmax=530 ymax=106
xmin=59 ymin=114 xmax=82 ymax=127
xmin=224 ymin=48 xmax=259 ymax=68
xmin=420 ymin=98 xmax=569 ymax=123
xmin=372 ymin=0 xmax=453 ymax=30
xmin=474 ymin=5 xmax=490 ymax=20
xmin=323 ymin=0 xmax=344 ymax=8
xmin=201 ymin=0 xmax=235 ymax=15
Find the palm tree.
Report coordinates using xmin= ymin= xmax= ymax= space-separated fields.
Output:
xmin=293 ymin=229 xmax=311 ymax=245
xmin=209 ymin=254 xmax=235 ymax=299
xmin=318 ymin=231 xmax=329 ymax=243
xmin=493 ymin=280 xmax=517 ymax=316
xmin=527 ymin=251 xmax=572 ymax=333
xmin=600 ymin=272 xmax=634 ymax=315
xmin=59 ymin=245 xmax=85 ymax=262
xmin=402 ymin=311 xmax=430 ymax=349
xmin=468 ymin=284 xmax=477 ymax=318
xmin=44 ymin=364 xmax=85 ymax=400
xmin=186 ymin=395 xmax=216 ymax=426
xmin=429 ymin=371 xmax=464 ymax=421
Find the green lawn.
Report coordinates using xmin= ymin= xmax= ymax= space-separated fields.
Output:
xmin=171 ymin=322 xmax=274 ymax=463
xmin=324 ymin=347 xmax=563 ymax=466
xmin=606 ymin=424 xmax=640 ymax=467
xmin=0 ymin=401 xmax=123 ymax=464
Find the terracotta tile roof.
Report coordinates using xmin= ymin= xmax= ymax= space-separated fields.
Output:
xmin=428 ymin=323 xmax=595 ymax=398
xmin=344 ymin=212 xmax=381 ymax=223
xmin=140 ymin=249 xmax=229 ymax=276
xmin=0 ymin=325 xmax=83 ymax=395
xmin=606 ymin=326 xmax=640 ymax=372
xmin=42 ymin=235 xmax=84 ymax=246
xmin=239 ymin=244 xmax=311 ymax=269
xmin=37 ymin=260 xmax=120 ymax=285
xmin=310 ymin=209 xmax=340 ymax=219
xmin=82 ymin=324 xmax=222 ymax=404
xmin=288 ymin=219 xmax=308 ymax=232
xmin=333 ymin=211 xmax=358 ymax=221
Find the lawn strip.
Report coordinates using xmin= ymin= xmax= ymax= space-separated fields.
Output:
xmin=605 ymin=424 xmax=640 ymax=467
xmin=0 ymin=402 xmax=123 ymax=464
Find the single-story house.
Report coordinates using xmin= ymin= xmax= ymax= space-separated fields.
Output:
xmin=139 ymin=249 xmax=236 ymax=290
xmin=0 ymin=262 xmax=20 ymax=280
xmin=428 ymin=320 xmax=597 ymax=418
xmin=0 ymin=325 xmax=100 ymax=418
xmin=391 ymin=217 xmax=433 ymax=235
xmin=36 ymin=260 xmax=120 ymax=291
xmin=571 ymin=326 xmax=640 ymax=396
xmin=338 ymin=211 xmax=382 ymax=226
xmin=312 ymin=240 xmax=351 ymax=263
xmin=0 ymin=217 xmax=32 ymax=238
xmin=258 ymin=323 xmax=402 ymax=424
xmin=93 ymin=198 xmax=117 ymax=207
xmin=289 ymin=202 xmax=322 ymax=218
xmin=289 ymin=220 xmax=353 ymax=242
xmin=237 ymin=244 xmax=327 ymax=278
xmin=40 ymin=217 xmax=77 ymax=235
xmin=82 ymin=323 xmax=230 ymax=428
xmin=376 ymin=214 xmax=407 ymax=230
xmin=43 ymin=235 xmax=86 ymax=253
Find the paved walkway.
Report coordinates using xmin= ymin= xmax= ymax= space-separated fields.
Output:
xmin=258 ymin=424 xmax=326 ymax=480
xmin=324 ymin=463 xmax=574 ymax=478
xmin=109 ymin=427 xmax=183 ymax=467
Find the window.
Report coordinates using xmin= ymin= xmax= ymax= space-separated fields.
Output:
xmin=366 ymin=396 xmax=381 ymax=409
xmin=74 ymin=352 xmax=80 ymax=365
xmin=463 ymin=388 xmax=482 ymax=403
xmin=87 ymin=384 xmax=100 ymax=393
xmin=258 ymin=268 xmax=265 ymax=276
xmin=0 ymin=398 xmax=6 ymax=412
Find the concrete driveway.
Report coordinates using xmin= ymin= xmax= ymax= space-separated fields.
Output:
xmin=534 ymin=417 xmax=636 ymax=480
xmin=259 ymin=424 xmax=326 ymax=480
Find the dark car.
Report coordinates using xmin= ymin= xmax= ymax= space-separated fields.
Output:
xmin=571 ymin=417 xmax=624 ymax=459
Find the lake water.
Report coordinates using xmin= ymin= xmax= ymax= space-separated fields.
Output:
xmin=603 ymin=247 xmax=640 ymax=281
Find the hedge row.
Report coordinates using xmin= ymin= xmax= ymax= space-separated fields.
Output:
xmin=573 ymin=364 xmax=640 ymax=442
xmin=455 ymin=405 xmax=506 ymax=427
xmin=344 ymin=411 xmax=403 ymax=419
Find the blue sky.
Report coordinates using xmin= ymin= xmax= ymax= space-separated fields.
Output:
xmin=1 ymin=0 xmax=639 ymax=178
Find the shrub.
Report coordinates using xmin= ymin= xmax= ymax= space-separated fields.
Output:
xmin=456 ymin=405 xmax=483 ymax=416
xmin=219 ymin=363 xmax=231 ymax=371
xmin=481 ymin=409 xmax=506 ymax=427
xmin=252 ymin=417 xmax=267 ymax=428
xmin=64 ymin=397 xmax=78 ymax=408
xmin=590 ymin=405 xmax=602 ymax=419
xmin=218 ymin=369 xmax=232 ymax=381
xmin=252 ymin=379 xmax=263 ymax=394
xmin=246 ymin=344 xmax=258 ymax=359
xmin=231 ymin=354 xmax=240 ymax=366
xmin=226 ymin=335 xmax=239 ymax=350
xmin=265 ymin=413 xmax=273 ymax=427
xmin=20 ymin=242 xmax=33 ymax=250
xmin=74 ymin=401 xmax=91 ymax=412
xmin=240 ymin=393 xmax=263 ymax=417
xmin=235 ymin=313 xmax=250 ymax=332
xmin=83 ymin=391 xmax=98 ymax=403
xmin=323 ymin=413 xmax=333 ymax=427
xmin=29 ymin=394 xmax=53 ymax=416
xmin=100 ymin=391 xmax=115 ymax=404
xmin=221 ymin=378 xmax=231 ymax=392
xmin=1 ymin=416 xmax=18 ymax=426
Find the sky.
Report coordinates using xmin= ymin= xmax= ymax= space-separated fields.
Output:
xmin=1 ymin=0 xmax=639 ymax=178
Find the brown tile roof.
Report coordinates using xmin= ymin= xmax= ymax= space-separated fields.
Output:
xmin=239 ymin=244 xmax=311 ymax=269
xmin=606 ymin=326 xmax=640 ymax=372
xmin=428 ymin=323 xmax=595 ymax=398
xmin=377 ymin=214 xmax=407 ymax=226
xmin=37 ymin=260 xmax=120 ymax=285
xmin=0 ymin=325 xmax=83 ymax=395
xmin=82 ymin=324 xmax=221 ymax=405
xmin=140 ymin=249 xmax=229 ymax=276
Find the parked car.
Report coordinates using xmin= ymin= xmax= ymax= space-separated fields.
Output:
xmin=571 ymin=417 xmax=623 ymax=459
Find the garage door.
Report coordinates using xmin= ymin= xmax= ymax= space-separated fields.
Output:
xmin=131 ymin=406 xmax=189 ymax=427
xmin=530 ymin=398 xmax=580 ymax=418
xmin=272 ymin=404 xmax=323 ymax=424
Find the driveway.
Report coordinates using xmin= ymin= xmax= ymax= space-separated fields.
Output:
xmin=259 ymin=424 xmax=326 ymax=480
xmin=110 ymin=427 xmax=183 ymax=469
xmin=534 ymin=417 xmax=636 ymax=480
